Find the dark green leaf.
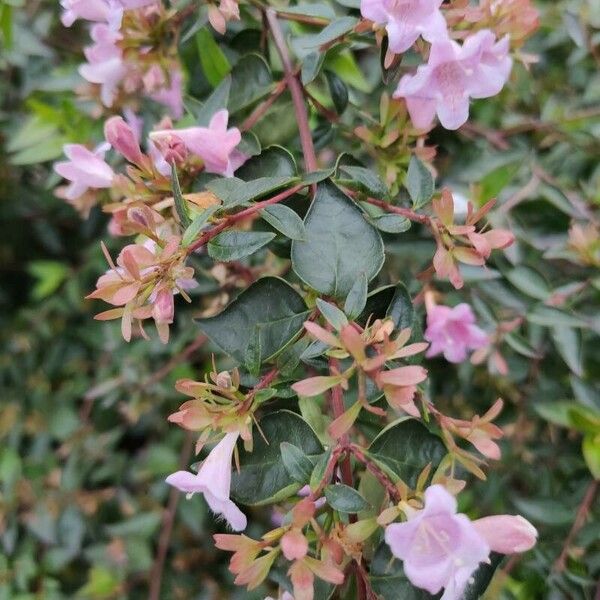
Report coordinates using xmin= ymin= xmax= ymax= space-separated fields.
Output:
xmin=338 ymin=165 xmax=388 ymax=198
xmin=206 ymin=175 xmax=298 ymax=208
xmin=236 ymin=146 xmax=298 ymax=180
xmin=405 ymin=156 xmax=434 ymax=209
xmin=325 ymin=69 xmax=348 ymax=114
xmin=229 ymin=54 xmax=273 ymax=113
xmin=194 ymin=76 xmax=231 ymax=126
xmin=291 ymin=181 xmax=384 ymax=298
xmin=316 ymin=298 xmax=348 ymax=329
xmin=231 ymin=410 xmax=323 ymax=505
xmin=344 ymin=273 xmax=368 ymax=319
xmin=280 ymin=442 xmax=314 ymax=483
xmin=371 ymin=213 xmax=411 ymax=233
xmin=181 ymin=205 xmax=218 ymax=247
xmin=207 ymin=231 xmax=275 ymax=261
xmin=304 ymin=17 xmax=357 ymax=48
xmin=551 ymin=326 xmax=583 ymax=376
xmin=367 ymin=419 xmax=445 ymax=486
xmin=506 ymin=266 xmax=550 ymax=300
xmin=324 ymin=484 xmax=371 ymax=513
xmin=261 ymin=204 xmax=306 ymax=240
xmin=197 ymin=277 xmax=310 ymax=365
xmin=528 ymin=306 xmax=588 ymax=329
xmin=302 ymin=51 xmax=325 ymax=85
xmin=359 ymin=283 xmax=414 ymax=331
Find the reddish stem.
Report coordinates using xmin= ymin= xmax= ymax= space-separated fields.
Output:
xmin=241 ymin=78 xmax=288 ymax=132
xmin=186 ymin=183 xmax=306 ymax=254
xmin=266 ymin=9 xmax=318 ymax=174
xmin=352 ymin=193 xmax=431 ymax=225
xmin=349 ymin=444 xmax=400 ymax=503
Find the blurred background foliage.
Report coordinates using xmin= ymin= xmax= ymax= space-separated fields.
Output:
xmin=1 ymin=0 xmax=599 ymax=598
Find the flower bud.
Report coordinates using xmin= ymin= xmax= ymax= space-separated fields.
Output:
xmin=104 ymin=116 xmax=143 ymax=165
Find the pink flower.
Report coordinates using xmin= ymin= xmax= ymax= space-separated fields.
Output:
xmin=150 ymin=68 xmax=184 ymax=119
xmin=424 ymin=303 xmax=488 ymax=363
xmin=385 ymin=485 xmax=490 ymax=600
xmin=54 ymin=143 xmax=114 ymax=200
xmin=360 ymin=0 xmax=447 ymax=54
xmin=473 ymin=515 xmax=537 ymax=554
xmin=394 ymin=29 xmax=512 ymax=130
xmin=79 ymin=23 xmax=126 ymax=107
xmin=166 ymin=432 xmax=247 ymax=531
xmin=150 ymin=110 xmax=243 ymax=177
xmin=60 ymin=0 xmax=115 ymax=27
xmin=104 ymin=116 xmax=143 ymax=164
xmin=385 ymin=485 xmax=537 ymax=600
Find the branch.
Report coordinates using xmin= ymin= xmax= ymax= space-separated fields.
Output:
xmin=553 ymin=480 xmax=598 ymax=573
xmin=266 ymin=9 xmax=318 ymax=173
xmin=148 ymin=431 xmax=194 ymax=600
xmin=241 ymin=77 xmax=288 ymax=132
xmin=353 ymin=193 xmax=431 ymax=225
xmin=186 ymin=183 xmax=306 ymax=253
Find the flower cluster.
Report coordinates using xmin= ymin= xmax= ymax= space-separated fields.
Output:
xmin=431 ymin=189 xmax=514 ymax=289
xmin=62 ymin=0 xmax=184 ymax=115
xmin=361 ymin=0 xmax=538 ymax=129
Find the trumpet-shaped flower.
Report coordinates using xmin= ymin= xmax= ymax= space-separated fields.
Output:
xmin=166 ymin=432 xmax=247 ymax=531
xmin=394 ymin=29 xmax=512 ymax=130
xmin=385 ymin=485 xmax=536 ymax=600
xmin=361 ymin=0 xmax=447 ymax=54
xmin=425 ymin=303 xmax=488 ymax=363
xmin=150 ymin=110 xmax=243 ymax=177
xmin=54 ymin=143 xmax=114 ymax=200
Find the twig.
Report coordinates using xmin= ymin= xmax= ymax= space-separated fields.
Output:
xmin=186 ymin=183 xmax=306 ymax=253
xmin=553 ymin=480 xmax=598 ymax=573
xmin=346 ymin=191 xmax=431 ymax=225
xmin=241 ymin=78 xmax=288 ymax=131
xmin=148 ymin=431 xmax=194 ymax=600
xmin=141 ymin=334 xmax=207 ymax=390
xmin=349 ymin=444 xmax=401 ymax=503
xmin=266 ymin=9 xmax=318 ymax=174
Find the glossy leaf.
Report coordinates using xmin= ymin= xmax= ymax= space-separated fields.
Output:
xmin=324 ymin=484 xmax=371 ymax=513
xmin=207 ymin=231 xmax=275 ymax=261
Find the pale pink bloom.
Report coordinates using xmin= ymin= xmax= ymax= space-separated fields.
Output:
xmin=385 ymin=485 xmax=490 ymax=600
xmin=473 ymin=515 xmax=537 ymax=554
xmin=123 ymin=108 xmax=144 ymax=143
xmin=424 ymin=303 xmax=488 ymax=363
xmin=150 ymin=69 xmax=184 ymax=119
xmin=148 ymin=140 xmax=172 ymax=176
xmin=360 ymin=0 xmax=447 ymax=54
xmin=208 ymin=0 xmax=240 ymax=34
xmin=151 ymin=110 xmax=243 ymax=177
xmin=60 ymin=0 xmax=114 ymax=27
xmin=54 ymin=143 xmax=114 ymax=200
xmin=394 ymin=29 xmax=512 ymax=130
xmin=104 ymin=116 xmax=143 ymax=164
xmin=79 ymin=23 xmax=126 ymax=107
xmin=166 ymin=432 xmax=247 ymax=531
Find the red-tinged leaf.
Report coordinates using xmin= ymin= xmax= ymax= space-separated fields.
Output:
xmin=94 ymin=308 xmax=124 ymax=321
xmin=304 ymin=321 xmax=340 ymax=347
xmin=112 ymin=282 xmax=142 ymax=305
xmin=467 ymin=231 xmax=492 ymax=258
xmin=389 ymin=342 xmax=429 ymax=359
xmin=340 ymin=325 xmax=366 ymax=361
xmin=328 ymin=400 xmax=362 ymax=439
xmin=292 ymin=375 xmax=344 ymax=397
xmin=468 ymin=198 xmax=496 ymax=225
xmin=120 ymin=247 xmax=141 ymax=279
xmin=304 ymin=556 xmax=345 ymax=585
xmin=377 ymin=365 xmax=427 ymax=386
xmin=433 ymin=188 xmax=454 ymax=226
xmin=484 ymin=228 xmax=514 ymax=249
xmin=453 ymin=247 xmax=486 ymax=266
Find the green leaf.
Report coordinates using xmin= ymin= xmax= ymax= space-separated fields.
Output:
xmin=291 ymin=181 xmax=384 ymax=298
xmin=171 ymin=162 xmax=191 ymax=228
xmin=551 ymin=326 xmax=583 ymax=376
xmin=359 ymin=284 xmax=414 ymax=331
xmin=324 ymin=484 xmax=371 ymax=513
xmin=310 ymin=449 xmax=332 ymax=491
xmin=207 ymin=230 xmax=275 ymax=261
xmin=280 ymin=442 xmax=314 ymax=483
xmin=181 ymin=205 xmax=218 ymax=247
xmin=261 ymin=204 xmax=306 ymax=240
xmin=366 ymin=419 xmax=446 ymax=486
xmin=28 ymin=261 xmax=69 ymax=300
xmin=504 ymin=332 xmax=541 ymax=359
xmin=583 ymin=434 xmax=600 ymax=479
xmin=344 ymin=273 xmax=368 ymax=319
xmin=534 ymin=401 xmax=577 ymax=427
xmin=405 ymin=156 xmax=434 ymax=209
xmin=194 ymin=76 xmax=231 ymax=126
xmin=196 ymin=27 xmax=231 ymax=87
xmin=325 ymin=69 xmax=348 ymax=114
xmin=196 ymin=277 xmax=310 ymax=365
xmin=506 ymin=266 xmax=550 ymax=300
xmin=316 ymin=298 xmax=348 ymax=329
xmin=230 ymin=410 xmax=323 ymax=505
xmin=236 ymin=146 xmax=298 ymax=180
xmin=229 ymin=54 xmax=273 ymax=113
xmin=304 ymin=17 xmax=357 ymax=48
xmin=301 ymin=51 xmax=325 ymax=85
xmin=528 ymin=306 xmax=588 ymax=329
xmin=206 ymin=175 xmax=298 ymax=208
xmin=338 ymin=165 xmax=389 ymax=198
xmin=371 ymin=214 xmax=411 ymax=234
